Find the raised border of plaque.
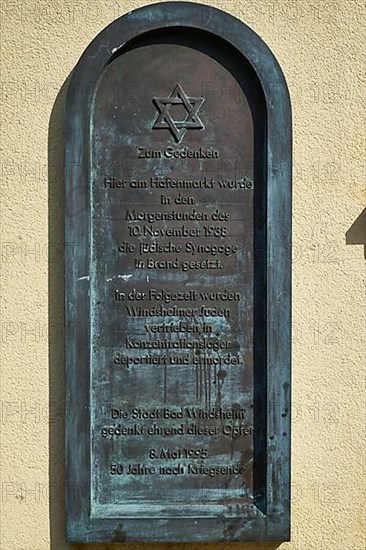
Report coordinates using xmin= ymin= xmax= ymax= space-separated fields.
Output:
xmin=65 ymin=1 xmax=291 ymax=542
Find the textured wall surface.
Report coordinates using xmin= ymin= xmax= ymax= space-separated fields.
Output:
xmin=0 ymin=1 xmax=365 ymax=549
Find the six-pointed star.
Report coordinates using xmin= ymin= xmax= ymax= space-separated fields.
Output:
xmin=152 ymin=83 xmax=205 ymax=143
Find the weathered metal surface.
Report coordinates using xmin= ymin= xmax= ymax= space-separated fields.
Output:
xmin=65 ymin=1 xmax=291 ymax=543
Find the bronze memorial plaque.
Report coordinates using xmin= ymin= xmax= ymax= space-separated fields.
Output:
xmin=65 ymin=2 xmax=291 ymax=542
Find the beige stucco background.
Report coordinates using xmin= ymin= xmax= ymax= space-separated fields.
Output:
xmin=0 ymin=0 xmax=365 ymax=549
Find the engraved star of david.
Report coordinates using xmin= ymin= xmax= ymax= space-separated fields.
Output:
xmin=152 ymin=83 xmax=205 ymax=143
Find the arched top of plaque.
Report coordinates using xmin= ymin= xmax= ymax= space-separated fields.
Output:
xmin=66 ymin=1 xmax=291 ymax=152
xmin=65 ymin=2 xmax=291 ymax=544
xmin=65 ymin=1 xmax=291 ymax=229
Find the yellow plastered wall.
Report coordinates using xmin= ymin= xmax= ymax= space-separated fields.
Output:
xmin=0 ymin=1 xmax=365 ymax=549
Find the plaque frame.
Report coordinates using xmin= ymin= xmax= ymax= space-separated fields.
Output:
xmin=65 ymin=1 xmax=291 ymax=542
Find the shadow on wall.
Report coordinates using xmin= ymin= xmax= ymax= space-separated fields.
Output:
xmin=346 ymin=208 xmax=366 ymax=260
xmin=48 ymin=79 xmax=281 ymax=550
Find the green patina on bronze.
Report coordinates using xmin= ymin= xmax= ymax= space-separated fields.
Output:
xmin=65 ymin=2 xmax=292 ymax=542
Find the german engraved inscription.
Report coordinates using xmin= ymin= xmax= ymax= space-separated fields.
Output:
xmin=90 ymin=41 xmax=255 ymax=518
xmin=66 ymin=3 xmax=292 ymax=542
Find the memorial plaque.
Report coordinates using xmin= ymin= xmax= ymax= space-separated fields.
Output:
xmin=65 ymin=2 xmax=291 ymax=542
